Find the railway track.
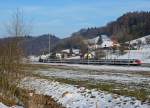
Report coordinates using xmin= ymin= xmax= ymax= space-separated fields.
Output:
xmin=39 ymin=59 xmax=141 ymax=66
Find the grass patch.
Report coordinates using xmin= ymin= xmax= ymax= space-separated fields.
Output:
xmin=39 ymin=76 xmax=150 ymax=102
xmin=23 ymin=63 xmax=150 ymax=102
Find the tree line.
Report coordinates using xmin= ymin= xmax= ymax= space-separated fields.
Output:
xmin=71 ymin=11 xmax=150 ymax=43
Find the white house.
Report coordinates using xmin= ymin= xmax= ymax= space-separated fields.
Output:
xmin=101 ymin=35 xmax=114 ymax=48
xmin=84 ymin=36 xmax=101 ymax=49
xmin=85 ymin=35 xmax=120 ymax=49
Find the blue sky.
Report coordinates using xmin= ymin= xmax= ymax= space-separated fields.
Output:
xmin=0 ymin=0 xmax=150 ymax=38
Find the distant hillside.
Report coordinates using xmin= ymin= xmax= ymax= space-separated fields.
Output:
xmin=22 ymin=34 xmax=60 ymax=56
xmin=0 ymin=34 xmax=60 ymax=56
xmin=71 ymin=11 xmax=150 ymax=42
xmin=54 ymin=36 xmax=87 ymax=52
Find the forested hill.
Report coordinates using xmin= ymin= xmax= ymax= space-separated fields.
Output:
xmin=0 ymin=34 xmax=60 ymax=56
xmin=22 ymin=34 xmax=60 ymax=56
xmin=71 ymin=11 xmax=150 ymax=42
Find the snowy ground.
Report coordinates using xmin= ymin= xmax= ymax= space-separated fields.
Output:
xmin=34 ymin=62 xmax=150 ymax=72
xmin=34 ymin=63 xmax=150 ymax=94
xmin=18 ymin=63 xmax=150 ymax=107
xmin=0 ymin=103 xmax=9 ymax=108
xmin=19 ymin=77 xmax=150 ymax=108
xmin=35 ymin=68 xmax=150 ymax=87
xmin=106 ymin=45 xmax=150 ymax=64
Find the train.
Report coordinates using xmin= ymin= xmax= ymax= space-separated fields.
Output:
xmin=39 ymin=58 xmax=142 ymax=66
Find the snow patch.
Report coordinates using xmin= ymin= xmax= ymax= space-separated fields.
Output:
xmin=19 ymin=77 xmax=150 ymax=108
xmin=38 ymin=63 xmax=150 ymax=72
xmin=0 ymin=103 xmax=8 ymax=108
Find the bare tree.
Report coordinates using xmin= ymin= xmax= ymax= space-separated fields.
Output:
xmin=0 ymin=9 xmax=31 ymax=103
xmin=6 ymin=9 xmax=31 ymax=37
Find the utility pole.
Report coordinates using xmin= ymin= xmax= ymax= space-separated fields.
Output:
xmin=88 ymin=45 xmax=89 ymax=65
xmin=49 ymin=34 xmax=51 ymax=61
xmin=128 ymin=41 xmax=131 ymax=66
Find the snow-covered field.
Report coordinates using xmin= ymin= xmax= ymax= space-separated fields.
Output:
xmin=35 ymin=69 xmax=150 ymax=86
xmin=19 ymin=77 xmax=150 ymax=108
xmin=106 ymin=46 xmax=150 ymax=63
xmin=33 ymin=63 xmax=150 ymax=92
xmin=35 ymin=62 xmax=150 ymax=72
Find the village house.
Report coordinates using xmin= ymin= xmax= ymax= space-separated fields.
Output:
xmin=85 ymin=35 xmax=120 ymax=50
